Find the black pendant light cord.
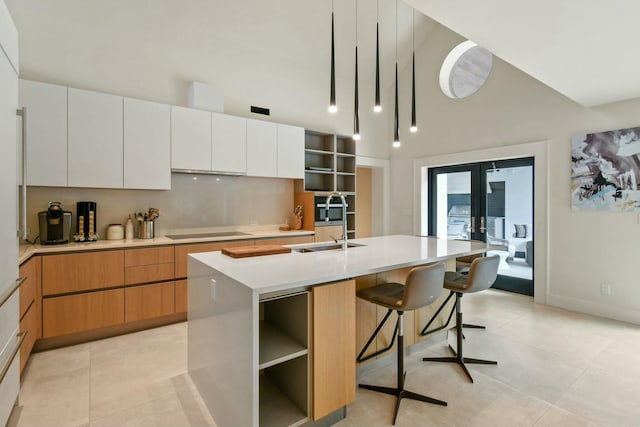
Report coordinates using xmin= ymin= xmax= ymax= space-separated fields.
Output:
xmin=374 ymin=0 xmax=381 ymax=112
xmin=411 ymin=9 xmax=417 ymax=132
xmin=329 ymin=0 xmax=336 ymax=113
xmin=354 ymin=0 xmax=360 ymax=139
xmin=393 ymin=0 xmax=400 ymax=146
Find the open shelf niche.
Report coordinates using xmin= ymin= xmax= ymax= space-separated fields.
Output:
xmin=303 ymin=131 xmax=358 ymax=238
xmin=259 ymin=291 xmax=309 ymax=427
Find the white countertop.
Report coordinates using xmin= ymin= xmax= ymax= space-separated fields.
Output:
xmin=190 ymin=235 xmax=496 ymax=295
xmin=18 ymin=227 xmax=314 ymax=264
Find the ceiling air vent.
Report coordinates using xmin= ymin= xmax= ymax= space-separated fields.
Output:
xmin=250 ymin=105 xmax=270 ymax=116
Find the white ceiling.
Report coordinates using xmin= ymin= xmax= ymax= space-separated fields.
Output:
xmin=7 ymin=0 xmax=638 ymax=114
xmin=406 ymin=0 xmax=640 ymax=107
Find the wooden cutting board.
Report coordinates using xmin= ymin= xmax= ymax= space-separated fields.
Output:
xmin=221 ymin=245 xmax=292 ymax=258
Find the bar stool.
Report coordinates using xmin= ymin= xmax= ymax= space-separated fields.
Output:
xmin=420 ymin=252 xmax=486 ymax=338
xmin=356 ymin=262 xmax=447 ymax=425
xmin=423 ymin=254 xmax=500 ymax=383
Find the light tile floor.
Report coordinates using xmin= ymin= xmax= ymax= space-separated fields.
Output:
xmin=8 ymin=289 xmax=640 ymax=427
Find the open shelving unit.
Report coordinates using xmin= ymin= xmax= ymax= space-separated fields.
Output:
xmin=259 ymin=292 xmax=309 ymax=427
xmin=303 ymin=131 xmax=358 ymax=239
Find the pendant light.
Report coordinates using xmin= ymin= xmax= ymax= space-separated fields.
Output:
xmin=410 ymin=9 xmax=417 ymax=133
xmin=353 ymin=0 xmax=360 ymax=140
xmin=392 ymin=0 xmax=400 ymax=148
xmin=329 ymin=0 xmax=337 ymax=114
xmin=374 ymin=0 xmax=382 ymax=113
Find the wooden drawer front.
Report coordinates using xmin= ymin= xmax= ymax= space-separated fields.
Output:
xmin=19 ymin=256 xmax=40 ymax=318
xmin=125 ymin=281 xmax=175 ymax=323
xmin=125 ymin=262 xmax=174 ymax=285
xmin=125 ymin=246 xmax=174 ymax=267
xmin=19 ymin=302 xmax=38 ymax=373
xmin=174 ymin=240 xmax=252 ymax=278
xmin=42 ymin=251 xmax=124 ymax=296
xmin=254 ymin=235 xmax=314 ymax=246
xmin=175 ymin=279 xmax=187 ymax=313
xmin=43 ymin=289 xmax=125 ymax=338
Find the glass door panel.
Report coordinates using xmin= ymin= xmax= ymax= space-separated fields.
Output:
xmin=428 ymin=158 xmax=534 ymax=296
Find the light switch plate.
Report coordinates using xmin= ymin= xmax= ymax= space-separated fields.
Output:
xmin=210 ymin=279 xmax=217 ymax=301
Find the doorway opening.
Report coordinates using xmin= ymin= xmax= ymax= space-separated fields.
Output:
xmin=428 ymin=158 xmax=534 ymax=296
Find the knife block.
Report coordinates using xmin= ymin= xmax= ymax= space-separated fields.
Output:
xmin=289 ymin=213 xmax=302 ymax=230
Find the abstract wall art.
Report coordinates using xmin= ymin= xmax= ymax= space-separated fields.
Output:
xmin=571 ymin=127 xmax=640 ymax=211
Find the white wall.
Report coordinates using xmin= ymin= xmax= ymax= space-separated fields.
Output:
xmin=395 ymin=23 xmax=640 ymax=323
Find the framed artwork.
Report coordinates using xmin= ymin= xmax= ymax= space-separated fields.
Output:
xmin=571 ymin=126 xmax=640 ymax=211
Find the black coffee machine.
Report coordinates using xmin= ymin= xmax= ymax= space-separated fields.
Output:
xmin=38 ymin=201 xmax=72 ymax=245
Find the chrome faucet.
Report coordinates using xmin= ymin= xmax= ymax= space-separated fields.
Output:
xmin=326 ymin=192 xmax=348 ymax=250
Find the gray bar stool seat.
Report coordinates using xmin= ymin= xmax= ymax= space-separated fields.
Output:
xmin=423 ymin=254 xmax=500 ymax=383
xmin=357 ymin=262 xmax=447 ymax=425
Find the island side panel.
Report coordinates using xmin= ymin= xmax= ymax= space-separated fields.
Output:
xmin=187 ymin=256 xmax=257 ymax=427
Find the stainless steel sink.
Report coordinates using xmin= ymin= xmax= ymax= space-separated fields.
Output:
xmin=293 ymin=242 xmax=365 ymax=253
xmin=165 ymin=231 xmax=251 ymax=240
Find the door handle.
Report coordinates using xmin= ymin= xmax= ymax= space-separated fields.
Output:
xmin=479 ymin=216 xmax=486 ymax=233
xmin=469 ymin=217 xmax=475 ymax=233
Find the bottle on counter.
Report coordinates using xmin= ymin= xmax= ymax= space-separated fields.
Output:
xmin=125 ymin=215 xmax=134 ymax=240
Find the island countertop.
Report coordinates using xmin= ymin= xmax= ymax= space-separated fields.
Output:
xmin=190 ymin=234 xmax=495 ymax=295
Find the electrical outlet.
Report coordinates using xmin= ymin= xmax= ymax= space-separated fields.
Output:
xmin=600 ymin=283 xmax=611 ymax=296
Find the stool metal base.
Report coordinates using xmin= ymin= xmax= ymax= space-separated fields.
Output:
xmin=423 ymin=344 xmax=497 ymax=383
xmin=359 ymin=314 xmax=446 ymax=425
xmin=359 ymin=372 xmax=447 ymax=425
xmin=423 ymin=292 xmax=496 ymax=383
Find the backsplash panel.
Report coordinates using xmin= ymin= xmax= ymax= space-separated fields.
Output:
xmin=26 ymin=174 xmax=293 ymax=241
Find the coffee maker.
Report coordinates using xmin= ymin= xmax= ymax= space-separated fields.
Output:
xmin=38 ymin=201 xmax=72 ymax=245
xmin=76 ymin=201 xmax=98 ymax=241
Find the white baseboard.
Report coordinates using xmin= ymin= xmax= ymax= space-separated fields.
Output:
xmin=548 ymin=294 xmax=640 ymax=325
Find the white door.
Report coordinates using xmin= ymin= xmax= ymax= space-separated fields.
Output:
xmin=171 ymin=106 xmax=211 ymax=171
xmin=68 ymin=88 xmax=124 ymax=188
xmin=277 ymin=124 xmax=304 ymax=179
xmin=246 ymin=118 xmax=277 ymax=177
xmin=212 ymin=113 xmax=246 ymax=174
xmin=0 ymin=1 xmax=20 ymax=424
xmin=124 ymin=97 xmax=171 ymax=190
xmin=19 ymin=79 xmax=68 ymax=186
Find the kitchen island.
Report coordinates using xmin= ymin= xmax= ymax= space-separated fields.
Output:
xmin=187 ymin=235 xmax=494 ymax=427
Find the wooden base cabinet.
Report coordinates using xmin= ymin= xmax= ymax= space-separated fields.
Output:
xmin=312 ymin=279 xmax=356 ymax=420
xmin=18 ymin=256 xmax=41 ymax=374
xmin=42 ymin=250 xmax=124 ymax=295
xmin=175 ymin=279 xmax=187 ymax=313
xmin=125 ymin=281 xmax=175 ymax=323
xmin=43 ymin=289 xmax=125 ymax=338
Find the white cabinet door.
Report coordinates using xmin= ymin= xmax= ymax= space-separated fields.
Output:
xmin=124 ymin=98 xmax=171 ymax=190
xmin=0 ymin=3 xmax=20 ymax=425
xmin=19 ymin=80 xmax=68 ymax=187
xmin=246 ymin=119 xmax=277 ymax=177
xmin=68 ymin=88 xmax=123 ymax=188
xmin=212 ymin=113 xmax=246 ymax=174
xmin=277 ymin=124 xmax=304 ymax=179
xmin=171 ymin=106 xmax=211 ymax=171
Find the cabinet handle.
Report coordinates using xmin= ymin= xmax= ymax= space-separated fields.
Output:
xmin=0 ymin=277 xmax=26 ymax=310
xmin=0 ymin=331 xmax=27 ymax=384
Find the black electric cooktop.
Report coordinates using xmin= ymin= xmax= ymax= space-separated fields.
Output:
xmin=165 ymin=231 xmax=251 ymax=240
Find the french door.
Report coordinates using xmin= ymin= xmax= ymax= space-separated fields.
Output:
xmin=428 ymin=158 xmax=534 ymax=295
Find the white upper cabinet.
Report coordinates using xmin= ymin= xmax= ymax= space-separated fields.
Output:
xmin=171 ymin=106 xmax=211 ymax=171
xmin=68 ymin=88 xmax=124 ymax=188
xmin=277 ymin=124 xmax=304 ymax=179
xmin=19 ymin=80 xmax=68 ymax=187
xmin=212 ymin=113 xmax=246 ymax=174
xmin=124 ymin=98 xmax=171 ymax=190
xmin=246 ymin=119 xmax=277 ymax=177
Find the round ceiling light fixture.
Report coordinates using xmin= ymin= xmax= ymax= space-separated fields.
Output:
xmin=439 ymin=40 xmax=493 ymax=99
